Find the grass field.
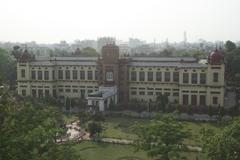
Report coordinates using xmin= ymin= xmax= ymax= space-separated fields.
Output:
xmin=64 ymin=114 xmax=218 ymax=159
xmin=63 ymin=114 xmax=220 ymax=146
xmin=74 ymin=141 xmax=207 ymax=160
xmin=101 ymin=116 xmax=220 ymax=146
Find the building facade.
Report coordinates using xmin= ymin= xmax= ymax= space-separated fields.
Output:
xmin=16 ymin=44 xmax=225 ymax=111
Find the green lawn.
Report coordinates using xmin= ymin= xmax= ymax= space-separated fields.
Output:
xmin=73 ymin=141 xmax=207 ymax=160
xmin=101 ymin=117 xmax=148 ymax=140
xmin=64 ymin=115 xmax=215 ymax=159
xmin=182 ymin=121 xmax=220 ymax=146
xmin=74 ymin=141 xmax=150 ymax=160
xmin=63 ymin=114 xmax=220 ymax=146
xmin=101 ymin=116 xmax=220 ymax=146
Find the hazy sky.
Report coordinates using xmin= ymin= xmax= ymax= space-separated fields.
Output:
xmin=0 ymin=0 xmax=239 ymax=43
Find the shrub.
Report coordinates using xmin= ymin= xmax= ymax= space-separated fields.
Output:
xmin=187 ymin=105 xmax=193 ymax=115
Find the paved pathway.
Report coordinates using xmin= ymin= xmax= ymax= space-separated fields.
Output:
xmin=93 ymin=137 xmax=202 ymax=152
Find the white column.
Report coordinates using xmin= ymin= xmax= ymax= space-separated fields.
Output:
xmin=107 ymin=98 xmax=111 ymax=108
xmin=99 ymin=100 xmax=105 ymax=111
xmin=114 ymin=95 xmax=118 ymax=104
xmin=88 ymin=99 xmax=93 ymax=105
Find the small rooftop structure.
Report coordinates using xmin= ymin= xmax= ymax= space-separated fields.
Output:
xmin=87 ymin=86 xmax=118 ymax=111
xmin=208 ymin=49 xmax=224 ymax=65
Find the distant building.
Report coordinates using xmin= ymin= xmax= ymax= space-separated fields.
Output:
xmin=79 ymin=40 xmax=97 ymax=50
xmin=118 ymin=43 xmax=130 ymax=55
xmin=97 ymin=37 xmax=116 ymax=53
xmin=16 ymin=45 xmax=225 ymax=111
xmin=131 ymin=44 xmax=154 ymax=55
xmin=129 ymin=38 xmax=146 ymax=48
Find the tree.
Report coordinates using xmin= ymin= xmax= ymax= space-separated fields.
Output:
xmin=78 ymin=111 xmax=105 ymax=136
xmin=132 ymin=115 xmax=190 ymax=160
xmin=0 ymin=99 xmax=79 ymax=160
xmin=160 ymin=48 xmax=174 ymax=57
xmin=156 ymin=94 xmax=169 ymax=112
xmin=91 ymin=112 xmax=105 ymax=122
xmin=87 ymin=122 xmax=103 ymax=137
xmin=225 ymin=41 xmax=237 ymax=52
xmin=77 ymin=111 xmax=91 ymax=128
xmin=225 ymin=46 xmax=240 ymax=81
xmin=81 ymin=47 xmax=98 ymax=56
xmin=0 ymin=48 xmax=16 ymax=86
xmin=65 ymin=97 xmax=71 ymax=111
xmin=11 ymin=45 xmax=21 ymax=59
xmin=201 ymin=118 xmax=240 ymax=160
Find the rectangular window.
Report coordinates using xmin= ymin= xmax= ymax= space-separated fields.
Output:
xmin=38 ymin=71 xmax=42 ymax=80
xmin=65 ymin=70 xmax=70 ymax=80
xmin=53 ymin=89 xmax=57 ymax=98
xmin=131 ymin=91 xmax=137 ymax=95
xmin=148 ymin=92 xmax=153 ymax=95
xmin=156 ymin=72 xmax=162 ymax=81
xmin=80 ymin=90 xmax=85 ymax=99
xmin=38 ymin=89 xmax=43 ymax=98
xmin=106 ymin=72 xmax=113 ymax=81
xmin=131 ymin=71 xmax=137 ymax=81
xmin=191 ymin=73 xmax=198 ymax=84
xmin=45 ymin=90 xmax=50 ymax=97
xmin=80 ymin=71 xmax=85 ymax=80
xmin=164 ymin=72 xmax=170 ymax=82
xmin=22 ymin=90 xmax=26 ymax=96
xmin=183 ymin=95 xmax=188 ymax=105
xmin=139 ymin=71 xmax=145 ymax=81
xmin=52 ymin=70 xmax=55 ymax=80
xmin=58 ymin=70 xmax=63 ymax=80
xmin=73 ymin=89 xmax=78 ymax=93
xmin=183 ymin=73 xmax=189 ymax=84
xmin=199 ymin=91 xmax=206 ymax=93
xmin=213 ymin=97 xmax=218 ymax=105
xmin=139 ymin=91 xmax=145 ymax=95
xmin=164 ymin=92 xmax=170 ymax=96
xmin=72 ymin=70 xmax=78 ymax=80
xmin=200 ymin=95 xmax=206 ymax=106
xmin=88 ymin=71 xmax=93 ymax=80
xmin=200 ymin=73 xmax=206 ymax=84
xmin=32 ymin=89 xmax=36 ymax=97
xmin=88 ymin=90 xmax=92 ymax=93
xmin=65 ymin=89 xmax=71 ymax=93
xmin=173 ymin=92 xmax=179 ymax=96
xmin=21 ymin=69 xmax=25 ymax=78
xmin=213 ymin=72 xmax=219 ymax=82
xmin=156 ymin=92 xmax=162 ymax=96
xmin=95 ymin=71 xmax=98 ymax=80
xmin=173 ymin=72 xmax=179 ymax=82
xmin=58 ymin=88 xmax=63 ymax=92
xmin=31 ymin=70 xmax=36 ymax=80
xmin=44 ymin=71 xmax=49 ymax=80
xmin=191 ymin=95 xmax=197 ymax=105
xmin=148 ymin=72 xmax=153 ymax=81
xmin=211 ymin=92 xmax=220 ymax=94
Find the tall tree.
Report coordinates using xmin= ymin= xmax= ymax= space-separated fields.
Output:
xmin=225 ymin=41 xmax=237 ymax=52
xmin=77 ymin=111 xmax=105 ymax=136
xmin=87 ymin=122 xmax=104 ymax=137
xmin=201 ymin=118 xmax=240 ymax=160
xmin=81 ymin=47 xmax=98 ymax=56
xmin=133 ymin=115 xmax=190 ymax=160
xmin=0 ymin=48 xmax=16 ymax=85
xmin=77 ymin=111 xmax=91 ymax=128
